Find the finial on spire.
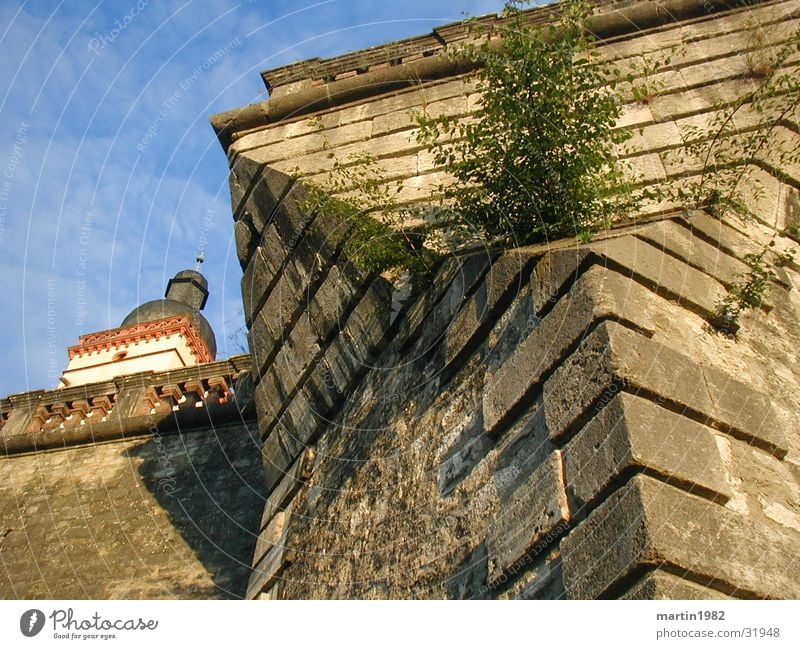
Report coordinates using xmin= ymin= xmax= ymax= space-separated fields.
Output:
xmin=195 ymin=254 xmax=205 ymax=272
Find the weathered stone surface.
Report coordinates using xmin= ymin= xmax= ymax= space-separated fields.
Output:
xmin=483 ymin=266 xmax=658 ymax=435
xmin=0 ymin=422 xmax=265 ymax=599
xmin=443 ymin=252 xmax=533 ymax=368
xmin=561 ymin=474 xmax=800 ymax=599
xmin=486 ymin=452 xmax=569 ymax=585
xmin=563 ymin=392 xmax=731 ymax=514
xmin=621 ymin=570 xmax=734 ymax=600
xmin=543 ymin=321 xmax=788 ymax=456
xmin=446 ymin=543 xmax=489 ymax=600
xmin=587 ymin=235 xmax=726 ymax=319
xmin=635 ymin=218 xmax=749 ymax=287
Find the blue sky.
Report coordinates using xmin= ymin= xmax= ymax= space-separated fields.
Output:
xmin=0 ymin=0 xmax=510 ymax=398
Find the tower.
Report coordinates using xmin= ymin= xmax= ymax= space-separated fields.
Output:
xmin=58 ymin=269 xmax=217 ymax=388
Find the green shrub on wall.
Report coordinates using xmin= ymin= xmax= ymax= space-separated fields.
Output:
xmin=415 ymin=0 xmax=644 ymax=247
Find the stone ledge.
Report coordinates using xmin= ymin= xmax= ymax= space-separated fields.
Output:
xmin=561 ymin=474 xmax=800 ymax=599
xmin=210 ymin=0 xmax=769 ymax=152
xmin=543 ymin=321 xmax=788 ymax=456
xmin=563 ymin=392 xmax=732 ymax=516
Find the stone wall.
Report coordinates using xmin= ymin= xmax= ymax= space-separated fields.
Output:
xmin=0 ymin=356 xmax=265 ymax=599
xmin=214 ymin=0 xmax=800 ymax=599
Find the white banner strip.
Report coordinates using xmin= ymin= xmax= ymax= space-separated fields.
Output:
xmin=1 ymin=600 xmax=798 ymax=648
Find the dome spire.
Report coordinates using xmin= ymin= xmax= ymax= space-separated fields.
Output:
xmin=165 ymin=268 xmax=209 ymax=311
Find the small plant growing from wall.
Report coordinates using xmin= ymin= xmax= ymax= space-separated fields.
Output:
xmin=414 ymin=0 xmax=650 ymax=247
xmin=668 ymin=26 xmax=800 ymax=331
xmin=295 ymin=147 xmax=438 ymax=281
xmin=304 ymin=0 xmax=652 ymax=275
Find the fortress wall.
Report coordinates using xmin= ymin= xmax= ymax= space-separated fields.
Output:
xmin=220 ymin=0 xmax=800 ymax=599
xmin=232 ymin=159 xmax=800 ymax=598
xmin=0 ymin=357 xmax=265 ymax=599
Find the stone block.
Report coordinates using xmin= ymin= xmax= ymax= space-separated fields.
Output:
xmin=621 ymin=570 xmax=734 ymax=600
xmin=247 ymin=506 xmax=295 ymax=599
xmin=234 ymin=218 xmax=257 ymax=270
xmin=241 ymin=247 xmax=277 ymax=327
xmin=563 ymin=392 xmax=731 ymax=515
xmin=252 ymin=511 xmax=287 ymax=567
xmin=530 ymin=247 xmax=591 ymax=314
xmin=259 ymin=449 xmax=314 ymax=527
xmin=261 ymin=393 xmax=321 ymax=493
xmin=486 ymin=452 xmax=569 ymax=586
xmin=254 ymin=369 xmax=286 ymax=440
xmin=587 ymin=234 xmax=725 ymax=319
xmin=543 ymin=321 xmax=788 ymax=456
xmin=685 ymin=210 xmax=759 ymax=259
xmin=483 ymin=266 xmax=658 ymax=435
xmin=236 ymin=161 xmax=295 ymax=234
xmin=561 ymin=474 xmax=800 ymax=599
xmin=635 ymin=219 xmax=749 ymax=287
xmin=249 ymin=261 xmax=314 ymax=367
xmin=261 ymin=422 xmax=297 ymax=493
xmin=443 ymin=252 xmax=533 ymax=368
xmin=308 ymin=265 xmax=356 ymax=342
xmin=392 ymin=256 xmax=463 ymax=350
xmin=271 ymin=317 xmax=321 ymax=400
xmin=414 ymin=253 xmax=492 ymax=355
xmin=269 ymin=181 xmax=317 ymax=245
xmin=341 ymin=278 xmax=392 ymax=352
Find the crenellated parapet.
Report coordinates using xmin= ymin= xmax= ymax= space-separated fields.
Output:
xmin=0 ymin=355 xmax=254 ymax=454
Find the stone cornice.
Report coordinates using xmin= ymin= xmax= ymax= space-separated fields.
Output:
xmin=209 ymin=0 xmax=769 ymax=152
xmin=0 ymin=354 xmax=255 ymax=453
xmin=69 ymin=314 xmax=214 ymax=364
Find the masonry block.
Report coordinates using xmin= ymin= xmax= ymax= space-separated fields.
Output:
xmin=247 ymin=503 xmax=295 ymax=599
xmin=587 ymin=235 xmax=726 ymax=319
xmin=486 ymin=452 xmax=569 ymax=585
xmin=483 ymin=266 xmax=658 ymax=435
xmin=563 ymin=392 xmax=731 ymax=514
xmin=635 ymin=219 xmax=749 ymax=287
xmin=561 ymin=474 xmax=800 ymax=599
xmin=543 ymin=321 xmax=787 ymax=456
xmin=530 ymin=247 xmax=591 ymax=314
xmin=443 ymin=252 xmax=534 ymax=368
xmin=260 ymin=448 xmax=314 ymax=528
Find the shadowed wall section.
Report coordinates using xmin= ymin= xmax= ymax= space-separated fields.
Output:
xmin=0 ymin=356 xmax=265 ymax=599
